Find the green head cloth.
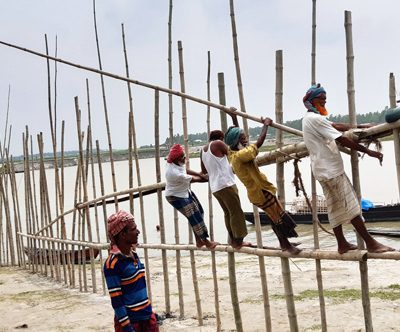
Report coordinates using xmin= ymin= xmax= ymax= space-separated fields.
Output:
xmin=224 ymin=127 xmax=242 ymax=149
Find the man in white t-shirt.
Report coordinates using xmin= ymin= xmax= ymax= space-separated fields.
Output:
xmin=302 ymin=84 xmax=394 ymax=254
xmin=165 ymin=144 xmax=218 ymax=249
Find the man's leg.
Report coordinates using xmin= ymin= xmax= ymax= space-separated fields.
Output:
xmin=332 ymin=224 xmax=358 ymax=254
xmin=351 ymin=216 xmax=394 ymax=253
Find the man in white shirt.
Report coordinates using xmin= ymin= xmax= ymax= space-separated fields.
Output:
xmin=302 ymin=84 xmax=394 ymax=254
xmin=165 ymin=144 xmax=218 ymax=249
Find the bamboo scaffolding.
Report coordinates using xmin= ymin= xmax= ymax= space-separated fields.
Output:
xmin=207 ymin=52 xmax=221 ymax=331
xmin=121 ymin=23 xmax=152 ymax=301
xmin=178 ymin=40 xmax=203 ymax=325
xmin=310 ymin=2 xmax=327 ymax=330
xmin=345 ymin=11 xmax=372 ymax=332
xmin=217 ymin=73 xmax=228 ymax=133
xmin=154 ymin=89 xmax=171 ymax=314
xmin=0 ymin=40 xmax=303 ymax=138
xmin=92 ymin=0 xmax=118 ymax=211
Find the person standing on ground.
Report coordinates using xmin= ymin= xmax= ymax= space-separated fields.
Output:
xmin=200 ymin=129 xmax=251 ymax=249
xmin=165 ymin=144 xmax=219 ymax=249
xmin=302 ymin=83 xmax=394 ymax=254
xmin=104 ymin=210 xmax=159 ymax=332
xmin=224 ymin=113 xmax=301 ymax=254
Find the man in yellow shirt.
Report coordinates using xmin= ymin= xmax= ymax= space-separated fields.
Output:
xmin=225 ymin=114 xmax=300 ymax=254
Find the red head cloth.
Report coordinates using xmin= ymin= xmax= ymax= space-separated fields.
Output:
xmin=107 ymin=210 xmax=134 ymax=245
xmin=167 ymin=144 xmax=184 ymax=163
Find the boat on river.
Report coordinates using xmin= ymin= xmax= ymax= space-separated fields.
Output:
xmin=245 ymin=196 xmax=400 ymax=225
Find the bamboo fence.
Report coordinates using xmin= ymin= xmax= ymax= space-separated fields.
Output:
xmin=0 ymin=4 xmax=400 ymax=332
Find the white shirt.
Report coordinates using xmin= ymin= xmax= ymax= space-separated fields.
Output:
xmin=165 ymin=162 xmax=192 ymax=198
xmin=201 ymin=141 xmax=236 ymax=193
xmin=302 ymin=112 xmax=344 ymax=181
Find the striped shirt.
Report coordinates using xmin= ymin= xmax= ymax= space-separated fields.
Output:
xmin=104 ymin=246 xmax=152 ymax=332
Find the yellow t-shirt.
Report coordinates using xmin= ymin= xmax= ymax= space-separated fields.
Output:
xmin=228 ymin=144 xmax=276 ymax=205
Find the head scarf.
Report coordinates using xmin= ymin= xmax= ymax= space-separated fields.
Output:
xmin=167 ymin=144 xmax=184 ymax=163
xmin=224 ymin=126 xmax=243 ymax=149
xmin=303 ymin=84 xmax=327 ymax=114
xmin=107 ymin=210 xmax=134 ymax=245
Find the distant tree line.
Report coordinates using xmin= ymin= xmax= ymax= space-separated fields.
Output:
xmin=159 ymin=107 xmax=391 ymax=146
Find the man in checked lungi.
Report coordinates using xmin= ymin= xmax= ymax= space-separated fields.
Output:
xmin=302 ymin=84 xmax=394 ymax=254
xmin=165 ymin=144 xmax=219 ymax=249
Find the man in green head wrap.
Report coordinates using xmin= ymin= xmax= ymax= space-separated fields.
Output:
xmin=225 ymin=114 xmax=301 ymax=254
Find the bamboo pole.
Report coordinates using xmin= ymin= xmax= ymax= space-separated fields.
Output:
xmin=310 ymin=2 xmax=327 ymax=330
xmin=389 ymin=73 xmax=400 ymax=195
xmin=167 ymin=2 xmax=183 ymax=316
xmin=229 ymin=0 xmax=248 ymax=134
xmin=120 ymin=23 xmax=152 ymax=300
xmin=217 ymin=73 xmax=228 ymax=133
xmin=178 ymin=40 xmax=203 ymax=325
xmin=281 ymin=258 xmax=298 ymax=332
xmin=207 ymin=51 xmax=221 ymax=331
xmin=345 ymin=11 xmax=372 ymax=332
xmin=75 ymin=97 xmax=97 ymax=293
xmin=154 ymin=89 xmax=171 ymax=314
xmin=92 ymin=0 xmax=118 ymax=211
xmin=0 ymin=39 xmax=303 ymax=137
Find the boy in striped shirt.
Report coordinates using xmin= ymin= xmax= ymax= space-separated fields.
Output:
xmin=104 ymin=210 xmax=159 ymax=332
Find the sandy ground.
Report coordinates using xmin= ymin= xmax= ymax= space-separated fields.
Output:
xmin=1 ymin=250 xmax=400 ymax=332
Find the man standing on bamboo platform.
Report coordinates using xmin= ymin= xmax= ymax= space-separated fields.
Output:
xmin=302 ymin=84 xmax=395 ymax=254
xmin=201 ymin=130 xmax=251 ymax=249
xmin=224 ymin=114 xmax=301 ymax=255
xmin=165 ymin=144 xmax=219 ymax=249
xmin=104 ymin=210 xmax=159 ymax=332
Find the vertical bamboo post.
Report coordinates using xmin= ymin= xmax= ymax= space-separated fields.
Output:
xmin=281 ymin=258 xmax=298 ymax=332
xmin=217 ymin=73 xmax=228 ymax=133
xmin=229 ymin=0 xmax=248 ymax=133
xmin=167 ymin=1 xmax=184 ymax=316
xmin=154 ymin=89 xmax=171 ymax=314
xmin=92 ymin=0 xmax=118 ymax=210
xmin=345 ymin=10 xmax=372 ymax=332
xmin=0 ymin=168 xmax=15 ymax=265
xmin=178 ymin=40 xmax=203 ymax=325
xmin=75 ymin=97 xmax=97 ymax=293
xmin=389 ymin=73 xmax=400 ymax=195
xmin=96 ymin=140 xmax=108 ymax=242
xmin=121 ymin=23 xmax=152 ymax=301
xmin=310 ymin=1 xmax=327 ymax=330
xmin=207 ymin=51 xmax=221 ymax=331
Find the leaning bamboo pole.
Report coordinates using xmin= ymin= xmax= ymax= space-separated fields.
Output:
xmin=154 ymin=89 xmax=171 ymax=314
xmin=217 ymin=73 xmax=228 ymax=133
xmin=345 ymin=10 xmax=372 ymax=332
xmin=389 ymin=73 xmax=400 ymax=195
xmin=92 ymin=0 xmax=118 ymax=210
xmin=121 ymin=23 xmax=152 ymax=301
xmin=229 ymin=0 xmax=248 ymax=134
xmin=0 ymin=40 xmax=303 ymax=138
xmin=178 ymin=40 xmax=203 ymax=325
xmin=310 ymin=2 xmax=327 ymax=330
xmin=207 ymin=51 xmax=221 ymax=331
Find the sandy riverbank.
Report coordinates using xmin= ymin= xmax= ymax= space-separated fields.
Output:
xmin=0 ymin=250 xmax=399 ymax=331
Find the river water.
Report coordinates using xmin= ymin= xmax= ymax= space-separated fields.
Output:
xmin=12 ymin=140 xmax=400 ymax=252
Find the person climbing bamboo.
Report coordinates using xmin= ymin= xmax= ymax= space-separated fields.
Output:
xmin=302 ymin=83 xmax=395 ymax=254
xmin=224 ymin=113 xmax=301 ymax=254
xmin=165 ymin=144 xmax=219 ymax=249
xmin=200 ymin=129 xmax=250 ymax=249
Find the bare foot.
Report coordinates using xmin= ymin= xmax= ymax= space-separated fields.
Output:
xmin=282 ymin=244 xmax=302 ymax=255
xmin=231 ymin=240 xmax=252 ymax=249
xmin=196 ymin=239 xmax=205 ymax=248
xmin=338 ymin=242 xmax=358 ymax=254
xmin=204 ymin=240 xmax=219 ymax=249
xmin=367 ymin=242 xmax=395 ymax=253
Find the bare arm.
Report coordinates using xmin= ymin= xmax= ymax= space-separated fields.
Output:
xmin=332 ymin=122 xmax=374 ymax=132
xmin=335 ymin=135 xmax=383 ymax=164
xmin=256 ymin=118 xmax=273 ymax=148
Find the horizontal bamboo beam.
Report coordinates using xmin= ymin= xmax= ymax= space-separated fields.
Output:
xmin=35 ymin=182 xmax=165 ymax=235
xmin=0 ymin=40 xmax=302 ymax=137
xmin=19 ymin=233 xmax=400 ymax=261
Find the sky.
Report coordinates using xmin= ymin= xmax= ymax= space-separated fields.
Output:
xmin=1 ymin=0 xmax=400 ymax=156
